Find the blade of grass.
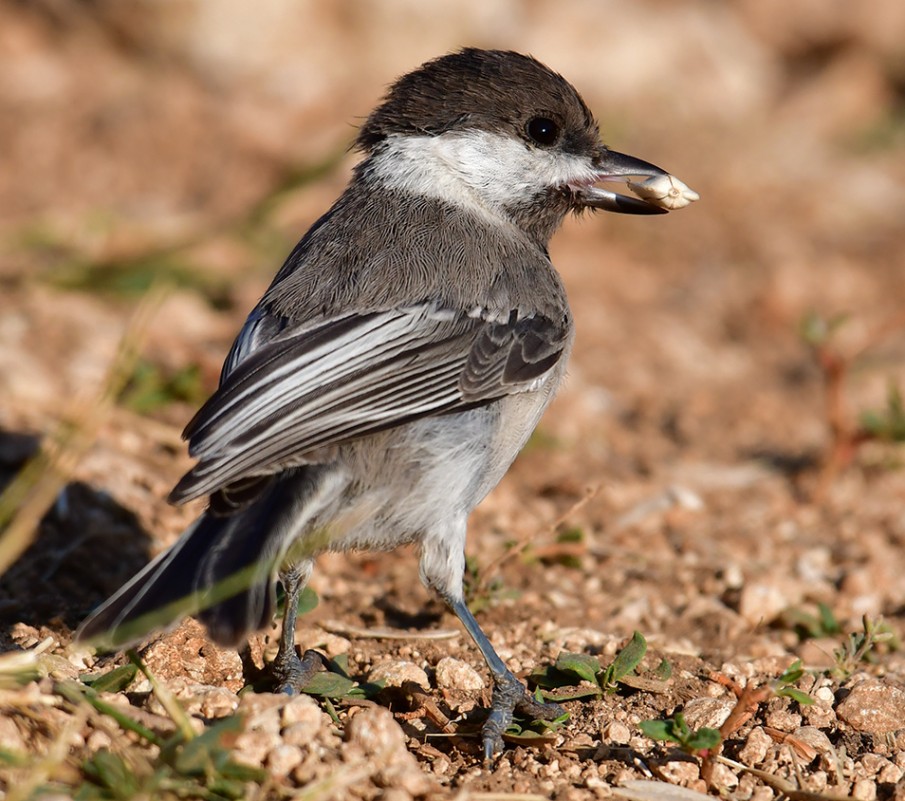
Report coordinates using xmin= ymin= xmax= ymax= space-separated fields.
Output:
xmin=55 ymin=680 xmax=164 ymax=747
xmin=129 ymin=650 xmax=195 ymax=742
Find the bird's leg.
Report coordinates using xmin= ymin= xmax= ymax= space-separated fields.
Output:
xmin=271 ymin=562 xmax=325 ymax=693
xmin=447 ymin=596 xmax=565 ymax=764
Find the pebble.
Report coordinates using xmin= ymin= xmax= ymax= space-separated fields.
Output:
xmin=368 ymin=659 xmax=429 ymax=690
xmin=199 ymin=686 xmax=239 ymax=718
xmin=345 ymin=707 xmax=436 ymax=796
xmin=295 ymin=628 xmax=351 ymax=657
xmin=682 ymin=697 xmax=734 ymax=730
xmin=281 ymin=694 xmax=326 ymax=728
xmin=813 ymin=686 xmax=836 ymax=704
xmin=738 ymin=727 xmax=772 ymax=765
xmin=657 ymin=759 xmax=700 ymax=785
xmin=266 ymin=744 xmax=304 ymax=778
xmin=711 ymin=762 xmax=739 ymax=791
xmin=86 ymin=730 xmax=113 ymax=751
xmin=232 ymin=728 xmax=283 ymax=768
xmin=602 ymin=720 xmax=632 ymax=745
xmin=836 ymin=679 xmax=905 ymax=734
xmin=434 ymin=657 xmax=484 ymax=690
xmin=238 ymin=693 xmax=287 ymax=733
xmin=764 ymin=708 xmax=801 ymax=732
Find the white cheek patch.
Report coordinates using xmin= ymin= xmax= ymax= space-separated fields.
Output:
xmin=369 ymin=131 xmax=597 ymax=220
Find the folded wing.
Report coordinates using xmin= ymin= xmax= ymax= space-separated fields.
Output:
xmin=169 ymin=303 xmax=568 ymax=504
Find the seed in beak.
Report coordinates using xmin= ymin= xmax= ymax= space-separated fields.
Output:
xmin=627 ymin=173 xmax=700 ymax=210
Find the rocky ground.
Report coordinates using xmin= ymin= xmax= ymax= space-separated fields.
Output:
xmin=1 ymin=2 xmax=905 ymax=799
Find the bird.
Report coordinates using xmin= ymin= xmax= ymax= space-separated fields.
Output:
xmin=78 ymin=47 xmax=697 ymax=762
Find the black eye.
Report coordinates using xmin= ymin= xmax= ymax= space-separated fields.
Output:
xmin=526 ymin=116 xmax=559 ymax=146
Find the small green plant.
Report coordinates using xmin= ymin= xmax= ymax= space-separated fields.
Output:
xmin=860 ymin=383 xmax=905 ymax=442
xmin=800 ymin=309 xmax=905 ymax=497
xmin=530 ymin=631 xmax=648 ymax=701
xmin=551 ymin=527 xmax=585 ymax=569
xmin=639 ymin=712 xmax=721 ymax=757
xmin=773 ymin=659 xmax=814 ymax=706
xmin=54 ymin=668 xmax=266 ymax=800
xmin=505 ymin=708 xmax=570 ymax=746
xmin=830 ymin=615 xmax=898 ymax=680
xmin=77 ymin=715 xmax=265 ymax=800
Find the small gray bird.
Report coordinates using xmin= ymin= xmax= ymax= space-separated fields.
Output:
xmin=78 ymin=48 xmax=696 ymax=761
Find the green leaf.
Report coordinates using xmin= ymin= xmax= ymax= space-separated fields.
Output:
xmin=818 ymin=603 xmax=842 ymax=635
xmin=300 ymin=671 xmax=359 ymax=698
xmin=172 ymin=716 xmax=242 ymax=775
xmin=82 ymin=663 xmax=138 ymax=693
xmin=638 ymin=719 xmax=675 ymax=742
xmin=609 ymin=631 xmax=647 ymax=682
xmin=297 ymin=586 xmax=319 ymax=616
xmin=556 ymin=527 xmax=584 ymax=543
xmin=554 ymin=652 xmax=601 ymax=685
xmin=538 ymin=686 xmax=602 ymax=702
xmin=82 ymin=750 xmax=141 ymax=798
xmin=777 ymin=687 xmax=815 ymax=706
xmin=655 ymin=658 xmax=673 ymax=681
xmin=328 ymin=652 xmax=351 ymax=678
xmin=777 ymin=659 xmax=804 ymax=685
xmin=686 ymin=727 xmax=721 ymax=752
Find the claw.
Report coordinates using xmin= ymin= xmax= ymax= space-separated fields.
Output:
xmin=272 ymin=647 xmax=328 ymax=694
xmin=482 ymin=670 xmax=565 ymax=765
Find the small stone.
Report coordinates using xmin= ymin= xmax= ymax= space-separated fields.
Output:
xmin=710 ymin=762 xmax=739 ymax=791
xmin=281 ymin=723 xmax=314 ymax=748
xmin=295 ymin=628 xmax=351 ymax=657
xmin=813 ymin=686 xmax=836 ymax=704
xmin=837 ymin=680 xmax=905 ymax=734
xmin=852 ymin=779 xmax=877 ymax=801
xmin=802 ymin=701 xmax=836 ymax=727
xmin=369 ymin=659 xmax=429 ymax=690
xmin=198 ymin=686 xmax=239 ymax=718
xmin=682 ymin=697 xmax=735 ymax=730
xmin=86 ymin=730 xmax=113 ymax=752
xmin=765 ymin=708 xmax=801 ymax=732
xmin=738 ymin=727 xmax=772 ymax=765
xmin=345 ymin=707 xmax=436 ymax=796
xmin=434 ymin=657 xmax=484 ymax=691
xmin=603 ymin=720 xmax=632 ymax=745
xmin=232 ymin=728 xmax=282 ymax=768
xmin=281 ymin=694 xmax=326 ymax=728
xmin=266 ymin=744 xmax=303 ymax=778
xmin=793 ymin=726 xmax=833 ymax=753
xmin=237 ymin=692 xmax=285 ymax=734
xmin=346 ymin=705 xmax=407 ymax=752
xmin=657 ymin=759 xmax=700 ymax=785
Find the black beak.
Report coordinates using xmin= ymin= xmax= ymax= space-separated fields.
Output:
xmin=573 ymin=149 xmax=677 ymax=215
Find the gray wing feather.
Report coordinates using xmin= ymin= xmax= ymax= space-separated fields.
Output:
xmin=170 ymin=303 xmax=568 ymax=504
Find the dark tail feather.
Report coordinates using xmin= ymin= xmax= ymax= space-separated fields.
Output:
xmin=77 ymin=469 xmax=322 ymax=649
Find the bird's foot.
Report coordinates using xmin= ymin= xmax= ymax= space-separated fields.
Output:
xmin=482 ymin=670 xmax=565 ymax=765
xmin=271 ymin=647 xmax=328 ymax=694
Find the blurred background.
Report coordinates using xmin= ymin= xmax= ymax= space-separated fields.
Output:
xmin=1 ymin=0 xmax=905 ymax=646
